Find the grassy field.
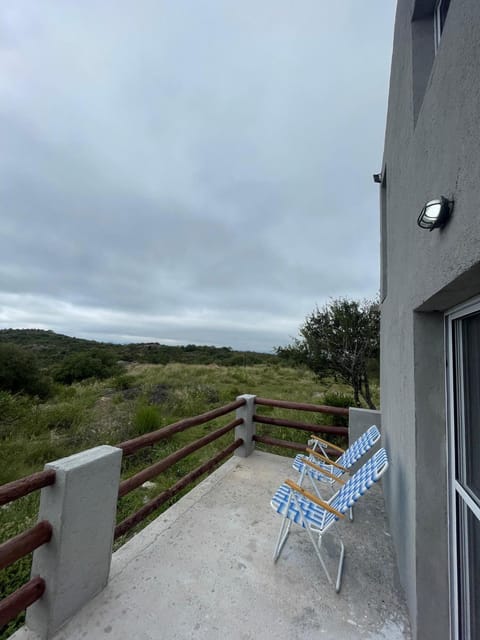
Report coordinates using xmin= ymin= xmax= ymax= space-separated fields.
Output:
xmin=0 ymin=362 xmax=375 ymax=638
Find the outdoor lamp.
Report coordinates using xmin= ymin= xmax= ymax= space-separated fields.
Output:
xmin=417 ymin=196 xmax=453 ymax=230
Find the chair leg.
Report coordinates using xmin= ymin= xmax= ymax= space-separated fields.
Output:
xmin=305 ymin=526 xmax=333 ymax=586
xmin=273 ymin=515 xmax=292 ymax=562
xmin=349 ymin=506 xmax=354 ymax=522
xmin=332 ymin=524 xmax=345 ymax=593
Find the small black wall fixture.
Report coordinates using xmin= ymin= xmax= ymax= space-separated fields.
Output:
xmin=417 ymin=196 xmax=453 ymax=231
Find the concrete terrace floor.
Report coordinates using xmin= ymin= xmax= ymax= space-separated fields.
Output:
xmin=14 ymin=450 xmax=411 ymax=640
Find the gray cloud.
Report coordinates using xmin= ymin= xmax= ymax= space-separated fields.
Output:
xmin=0 ymin=1 xmax=395 ymax=351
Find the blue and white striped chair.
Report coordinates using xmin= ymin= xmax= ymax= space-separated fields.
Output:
xmin=292 ymin=426 xmax=381 ymax=519
xmin=271 ymin=448 xmax=389 ymax=592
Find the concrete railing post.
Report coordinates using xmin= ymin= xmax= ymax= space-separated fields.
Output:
xmin=26 ymin=445 xmax=122 ymax=639
xmin=234 ymin=394 xmax=256 ymax=457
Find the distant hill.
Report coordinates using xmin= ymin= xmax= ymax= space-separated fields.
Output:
xmin=0 ymin=329 xmax=277 ymax=369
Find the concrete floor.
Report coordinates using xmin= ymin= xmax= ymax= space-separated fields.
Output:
xmin=14 ymin=450 xmax=411 ymax=640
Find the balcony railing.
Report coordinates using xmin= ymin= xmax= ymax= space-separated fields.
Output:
xmin=0 ymin=394 xmax=351 ymax=638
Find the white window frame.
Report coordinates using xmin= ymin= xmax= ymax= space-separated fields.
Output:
xmin=434 ymin=0 xmax=450 ymax=53
xmin=445 ymin=294 xmax=480 ymax=640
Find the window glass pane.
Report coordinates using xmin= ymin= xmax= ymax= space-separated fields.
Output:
xmin=440 ymin=0 xmax=451 ymax=31
xmin=462 ymin=313 xmax=480 ymax=503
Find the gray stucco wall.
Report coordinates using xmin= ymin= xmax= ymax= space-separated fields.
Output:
xmin=380 ymin=1 xmax=480 ymax=638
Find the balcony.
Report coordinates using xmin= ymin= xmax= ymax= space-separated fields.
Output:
xmin=2 ymin=397 xmax=411 ymax=639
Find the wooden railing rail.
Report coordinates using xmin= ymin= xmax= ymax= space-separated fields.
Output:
xmin=253 ymin=414 xmax=348 ymax=437
xmin=0 ymin=473 xmax=55 ymax=629
xmin=0 ymin=521 xmax=52 ymax=571
xmin=255 ymin=396 xmax=349 ymax=417
xmin=253 ymin=434 xmax=307 ymax=452
xmin=115 ymin=439 xmax=243 ymax=539
xmin=118 ymin=418 xmax=242 ymax=498
xmin=0 ymin=577 xmax=46 ymax=628
xmin=117 ymin=398 xmax=246 ymax=456
xmin=0 ymin=469 xmax=56 ymax=507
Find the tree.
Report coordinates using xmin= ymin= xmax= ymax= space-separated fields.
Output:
xmin=277 ymin=297 xmax=379 ymax=409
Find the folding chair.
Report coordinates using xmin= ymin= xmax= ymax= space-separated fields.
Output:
xmin=271 ymin=447 xmax=389 ymax=593
xmin=292 ymin=425 xmax=381 ymax=505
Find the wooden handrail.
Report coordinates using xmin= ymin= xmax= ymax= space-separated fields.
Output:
xmin=255 ymin=397 xmax=349 ymax=417
xmin=252 ymin=434 xmax=307 ymax=452
xmin=0 ymin=577 xmax=46 ymax=628
xmin=117 ymin=398 xmax=246 ymax=456
xmin=284 ymin=479 xmax=344 ymax=518
xmin=0 ymin=469 xmax=56 ymax=507
xmin=252 ymin=434 xmax=340 ymax=457
xmin=253 ymin=414 xmax=348 ymax=436
xmin=0 ymin=521 xmax=53 ymax=571
xmin=115 ymin=439 xmax=243 ymax=539
xmin=119 ymin=418 xmax=242 ymax=497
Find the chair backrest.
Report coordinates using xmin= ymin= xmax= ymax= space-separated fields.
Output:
xmin=336 ymin=425 xmax=381 ymax=468
xmin=329 ymin=448 xmax=388 ymax=516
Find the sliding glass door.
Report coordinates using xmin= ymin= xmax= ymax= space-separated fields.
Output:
xmin=447 ymin=300 xmax=480 ymax=639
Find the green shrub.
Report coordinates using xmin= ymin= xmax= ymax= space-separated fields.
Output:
xmin=320 ymin=391 xmax=354 ymax=427
xmin=133 ymin=405 xmax=161 ymax=434
xmin=0 ymin=392 xmax=32 ymax=439
xmin=0 ymin=343 xmax=51 ymax=398
xmin=54 ymin=350 xmax=119 ymax=384
xmin=41 ymin=403 xmax=83 ymax=431
xmin=112 ymin=374 xmax=135 ymax=391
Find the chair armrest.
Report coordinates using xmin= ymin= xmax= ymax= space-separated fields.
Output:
xmin=303 ymin=459 xmax=346 ymax=485
xmin=306 ymin=448 xmax=348 ymax=473
xmin=284 ymin=479 xmax=344 ymax=518
xmin=310 ymin=434 xmax=345 ymax=454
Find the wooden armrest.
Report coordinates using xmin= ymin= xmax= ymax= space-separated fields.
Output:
xmin=284 ymin=479 xmax=344 ymax=518
xmin=306 ymin=449 xmax=348 ymax=473
xmin=310 ymin=435 xmax=345 ymax=454
xmin=303 ymin=459 xmax=345 ymax=485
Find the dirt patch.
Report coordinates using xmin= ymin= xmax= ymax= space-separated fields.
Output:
xmin=149 ymin=384 xmax=170 ymax=405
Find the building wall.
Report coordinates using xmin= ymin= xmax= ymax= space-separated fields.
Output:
xmin=380 ymin=1 xmax=480 ymax=638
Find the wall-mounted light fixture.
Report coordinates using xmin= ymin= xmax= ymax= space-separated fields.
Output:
xmin=373 ymin=173 xmax=382 ymax=184
xmin=417 ymin=196 xmax=453 ymax=231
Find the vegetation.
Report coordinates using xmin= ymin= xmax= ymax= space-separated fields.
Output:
xmin=276 ymin=297 xmax=380 ymax=408
xmin=0 ymin=329 xmax=276 ymax=369
xmin=0 ymin=327 xmax=377 ymax=638
xmin=0 ymin=344 xmax=51 ymax=399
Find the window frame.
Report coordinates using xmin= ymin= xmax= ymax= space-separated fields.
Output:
xmin=434 ymin=0 xmax=451 ymax=53
xmin=446 ymin=294 xmax=480 ymax=639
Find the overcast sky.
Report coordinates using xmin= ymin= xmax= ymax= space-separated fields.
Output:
xmin=0 ymin=1 xmax=396 ymax=352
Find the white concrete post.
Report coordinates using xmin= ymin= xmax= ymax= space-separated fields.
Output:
xmin=26 ymin=445 xmax=122 ymax=639
xmin=234 ymin=394 xmax=256 ymax=457
xmin=348 ymin=408 xmax=382 ymax=472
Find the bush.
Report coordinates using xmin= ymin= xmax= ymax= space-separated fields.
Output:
xmin=54 ymin=350 xmax=119 ymax=384
xmin=0 ymin=343 xmax=51 ymax=398
xmin=133 ymin=405 xmax=161 ymax=434
xmin=41 ymin=403 xmax=83 ymax=431
xmin=321 ymin=391 xmax=354 ymax=427
xmin=112 ymin=374 xmax=135 ymax=391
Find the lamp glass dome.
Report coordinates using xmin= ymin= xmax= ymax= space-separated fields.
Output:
xmin=417 ymin=196 xmax=452 ymax=230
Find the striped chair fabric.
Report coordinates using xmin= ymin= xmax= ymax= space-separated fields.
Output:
xmin=292 ymin=425 xmax=381 ymax=483
xmin=272 ymin=448 xmax=389 ymax=533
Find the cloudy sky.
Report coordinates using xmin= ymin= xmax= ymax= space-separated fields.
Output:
xmin=0 ymin=1 xmax=396 ymax=352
